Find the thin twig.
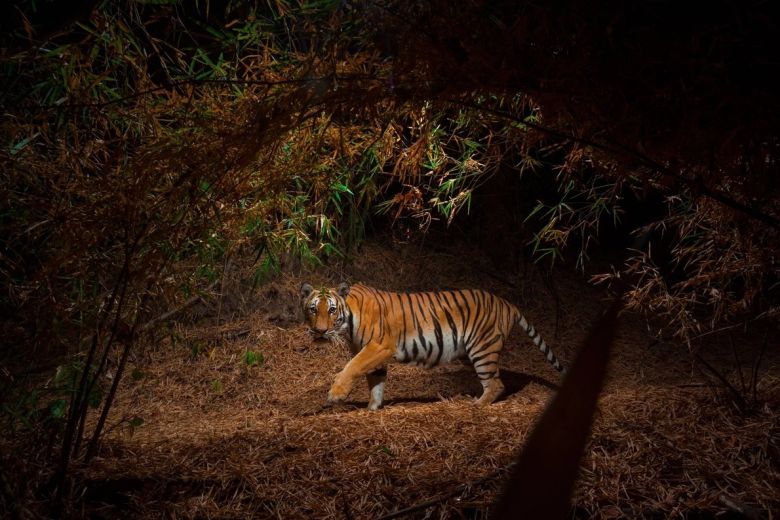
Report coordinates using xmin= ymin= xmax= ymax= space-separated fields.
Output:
xmin=54 ymin=246 xmax=129 ymax=510
xmin=690 ymin=322 xmax=748 ymax=341
xmin=84 ymin=290 xmax=151 ymax=463
xmin=377 ymin=466 xmax=510 ymax=520
xmin=74 ymin=231 xmax=143 ymax=458
xmin=138 ymin=280 xmax=219 ymax=333
xmin=442 ymin=98 xmax=780 ymax=230
xmin=13 ymin=74 xmax=379 ymax=111
xmin=719 ymin=494 xmax=761 ymax=520
xmin=694 ymin=354 xmax=747 ymax=414
xmin=750 ymin=330 xmax=768 ymax=405
xmin=729 ymin=333 xmax=746 ymax=396
xmin=216 ymin=255 xmax=230 ymax=323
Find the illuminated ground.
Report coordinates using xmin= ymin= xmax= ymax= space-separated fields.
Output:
xmin=84 ymin=240 xmax=779 ymax=518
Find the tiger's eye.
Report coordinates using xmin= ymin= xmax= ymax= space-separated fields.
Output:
xmin=328 ymin=307 xmax=336 ymax=314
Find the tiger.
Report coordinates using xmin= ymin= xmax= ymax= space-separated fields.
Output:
xmin=300 ymin=282 xmax=565 ymax=410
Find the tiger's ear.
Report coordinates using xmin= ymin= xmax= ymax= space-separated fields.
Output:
xmin=337 ymin=282 xmax=350 ymax=297
xmin=300 ymin=283 xmax=314 ymax=299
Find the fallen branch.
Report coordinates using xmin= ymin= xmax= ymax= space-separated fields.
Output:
xmin=377 ymin=466 xmax=512 ymax=520
xmin=139 ymin=280 xmax=219 ymax=333
xmin=223 ymin=328 xmax=251 ymax=340
xmin=694 ymin=353 xmax=748 ymax=413
xmin=719 ymin=494 xmax=761 ymax=520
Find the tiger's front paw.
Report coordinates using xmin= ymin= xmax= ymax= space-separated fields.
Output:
xmin=326 ymin=376 xmax=352 ymax=404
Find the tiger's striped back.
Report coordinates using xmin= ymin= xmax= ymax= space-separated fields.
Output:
xmin=346 ymin=284 xmax=565 ymax=376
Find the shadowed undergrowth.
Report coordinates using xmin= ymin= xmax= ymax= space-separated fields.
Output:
xmin=1 ymin=1 xmax=778 ymax=516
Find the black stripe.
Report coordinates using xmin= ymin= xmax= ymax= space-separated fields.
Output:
xmin=360 ymin=289 xmax=375 ymax=345
xmin=397 ymin=293 xmax=407 ymax=349
xmin=451 ymin=291 xmax=468 ymax=348
xmin=440 ymin=290 xmax=455 ymax=308
xmin=400 ymin=341 xmax=410 ymax=362
xmin=431 ymin=291 xmax=447 ymax=309
xmin=417 ymin=326 xmax=428 ymax=358
xmin=424 ymin=295 xmax=438 ymax=361
xmin=355 ymin=292 xmax=367 ymax=344
xmin=432 ymin=315 xmax=444 ymax=365
xmin=369 ymin=367 xmax=387 ymax=377
xmin=468 ymin=292 xmax=493 ymax=346
xmin=461 ymin=291 xmax=479 ymax=346
xmin=470 ymin=312 xmax=497 ymax=348
xmin=469 ymin=334 xmax=501 ymax=358
xmin=466 ymin=290 xmax=484 ymax=345
xmin=412 ymin=339 xmax=419 ymax=359
xmin=364 ymin=322 xmax=374 ymax=346
xmin=423 ymin=292 xmax=438 ymax=314
xmin=386 ymin=293 xmax=397 ymax=345
xmin=414 ymin=293 xmax=427 ymax=321
xmin=470 ymin=350 xmax=496 ymax=364
xmin=377 ymin=293 xmax=388 ymax=343
xmin=405 ymin=293 xmax=418 ymax=330
xmin=443 ymin=307 xmax=458 ymax=352
xmin=465 ymin=293 xmax=489 ymax=356
xmin=452 ymin=290 xmax=470 ymax=347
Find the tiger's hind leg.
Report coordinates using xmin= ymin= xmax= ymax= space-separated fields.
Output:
xmin=366 ymin=368 xmax=387 ymax=411
xmin=476 ymin=376 xmax=505 ymax=406
xmin=469 ymin=337 xmax=505 ymax=405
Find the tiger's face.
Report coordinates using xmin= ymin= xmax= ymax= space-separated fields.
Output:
xmin=300 ymin=282 xmax=351 ymax=342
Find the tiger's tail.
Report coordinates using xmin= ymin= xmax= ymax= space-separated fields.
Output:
xmin=514 ymin=311 xmax=566 ymax=373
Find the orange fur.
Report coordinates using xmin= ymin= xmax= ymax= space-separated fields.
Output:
xmin=301 ymin=282 xmax=565 ymax=409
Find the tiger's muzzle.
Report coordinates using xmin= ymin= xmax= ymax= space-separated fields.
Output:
xmin=308 ymin=326 xmax=347 ymax=347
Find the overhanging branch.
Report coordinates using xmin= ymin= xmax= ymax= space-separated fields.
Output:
xmin=444 ymin=99 xmax=780 ymax=230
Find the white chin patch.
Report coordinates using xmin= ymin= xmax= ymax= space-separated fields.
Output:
xmin=325 ymin=331 xmax=346 ymax=348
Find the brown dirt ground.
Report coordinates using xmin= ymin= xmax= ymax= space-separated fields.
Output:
xmin=81 ymin=239 xmax=780 ymax=519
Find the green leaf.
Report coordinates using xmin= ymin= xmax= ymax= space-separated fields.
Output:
xmin=87 ymin=387 xmax=103 ymax=408
xmin=379 ymin=445 xmax=394 ymax=456
xmin=244 ymin=350 xmax=264 ymax=367
xmin=524 ymin=202 xmax=548 ymax=222
xmin=331 ymin=182 xmax=353 ymax=195
xmin=210 ymin=379 xmax=224 ymax=393
xmin=9 ymin=133 xmax=39 ymax=155
xmin=253 ymin=254 xmax=280 ymax=285
xmin=131 ymin=367 xmax=144 ymax=381
xmin=129 ymin=416 xmax=144 ymax=428
xmin=49 ymin=399 xmax=67 ymax=419
xmin=191 ymin=341 xmax=206 ymax=358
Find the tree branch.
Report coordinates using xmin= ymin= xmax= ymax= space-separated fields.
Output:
xmin=139 ymin=280 xmax=219 ymax=333
xmin=442 ymin=98 xmax=780 ymax=230
xmin=377 ymin=466 xmax=511 ymax=520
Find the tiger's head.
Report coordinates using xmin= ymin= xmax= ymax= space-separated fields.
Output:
xmin=300 ymin=282 xmax=351 ymax=343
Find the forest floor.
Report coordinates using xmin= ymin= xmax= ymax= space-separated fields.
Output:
xmin=79 ymin=238 xmax=779 ymax=519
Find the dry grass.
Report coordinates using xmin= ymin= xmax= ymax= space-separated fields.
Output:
xmin=67 ymin=240 xmax=780 ymax=519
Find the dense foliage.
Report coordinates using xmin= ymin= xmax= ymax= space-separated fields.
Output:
xmin=1 ymin=0 xmax=777 ymax=512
